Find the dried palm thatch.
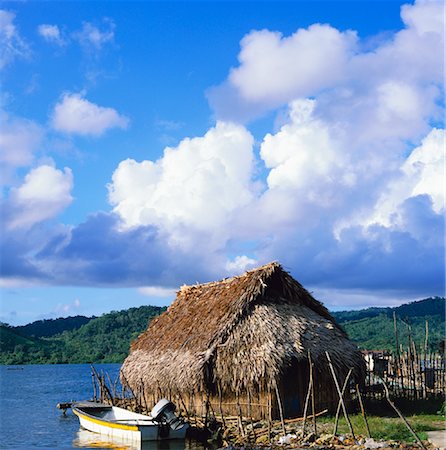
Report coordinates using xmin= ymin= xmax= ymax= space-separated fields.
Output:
xmin=121 ymin=262 xmax=364 ymax=405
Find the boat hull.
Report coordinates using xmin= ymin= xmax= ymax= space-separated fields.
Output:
xmin=72 ymin=403 xmax=188 ymax=441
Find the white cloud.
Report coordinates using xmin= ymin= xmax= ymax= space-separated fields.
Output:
xmin=1 ymin=0 xmax=443 ymax=303
xmin=51 ymin=92 xmax=129 ymax=136
xmin=361 ymin=128 xmax=445 ymax=228
xmin=7 ymin=164 xmax=73 ymax=229
xmin=138 ymin=286 xmax=176 ymax=298
xmin=52 ymin=298 xmax=81 ymax=316
xmin=260 ymin=99 xmax=348 ymax=195
xmin=229 ymin=24 xmax=356 ymax=106
xmin=0 ymin=112 xmax=43 ymax=180
xmin=109 ymin=121 xmax=255 ymax=250
xmin=0 ymin=10 xmax=30 ymax=69
xmin=38 ymin=24 xmax=65 ymax=46
xmin=74 ymin=20 xmax=114 ymax=51
xmin=225 ymin=255 xmax=258 ymax=274
xmin=209 ymin=0 xmax=443 ymax=125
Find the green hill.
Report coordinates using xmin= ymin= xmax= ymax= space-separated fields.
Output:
xmin=0 ymin=305 xmax=166 ymax=365
xmin=15 ymin=315 xmax=93 ymax=338
xmin=0 ymin=298 xmax=444 ymax=365
xmin=332 ymin=297 xmax=445 ymax=352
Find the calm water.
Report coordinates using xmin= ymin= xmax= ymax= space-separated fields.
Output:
xmin=0 ymin=364 xmax=205 ymax=450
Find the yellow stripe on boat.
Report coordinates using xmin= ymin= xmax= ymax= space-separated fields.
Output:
xmin=73 ymin=408 xmax=139 ymax=431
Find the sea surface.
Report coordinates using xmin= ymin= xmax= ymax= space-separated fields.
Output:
xmin=0 ymin=364 xmax=205 ymax=450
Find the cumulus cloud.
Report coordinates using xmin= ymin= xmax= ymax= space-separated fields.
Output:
xmin=0 ymin=212 xmax=223 ymax=288
xmin=138 ymin=286 xmax=177 ymax=298
xmin=73 ymin=20 xmax=114 ymax=51
xmin=230 ymin=25 xmax=355 ymax=105
xmin=0 ymin=112 xmax=44 ymax=183
xmin=37 ymin=24 xmax=66 ymax=46
xmin=51 ymin=92 xmax=129 ymax=136
xmin=356 ymin=128 xmax=445 ymax=229
xmin=109 ymin=121 xmax=255 ymax=249
xmin=0 ymin=0 xmax=443 ymax=306
xmin=225 ymin=255 xmax=258 ymax=274
xmin=209 ymin=0 xmax=443 ymax=123
xmin=0 ymin=9 xmax=30 ymax=69
xmin=4 ymin=165 xmax=73 ymax=230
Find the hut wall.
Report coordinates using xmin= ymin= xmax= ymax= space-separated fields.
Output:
xmin=138 ymin=364 xmax=349 ymax=421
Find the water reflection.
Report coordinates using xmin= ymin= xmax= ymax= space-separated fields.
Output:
xmin=73 ymin=429 xmax=205 ymax=450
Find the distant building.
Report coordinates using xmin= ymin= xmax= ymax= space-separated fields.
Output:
xmin=121 ymin=262 xmax=365 ymax=419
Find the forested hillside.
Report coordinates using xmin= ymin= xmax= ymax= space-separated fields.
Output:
xmin=15 ymin=315 xmax=93 ymax=338
xmin=332 ymin=297 xmax=445 ymax=352
xmin=1 ymin=297 xmax=443 ymax=364
xmin=0 ymin=305 xmax=166 ymax=365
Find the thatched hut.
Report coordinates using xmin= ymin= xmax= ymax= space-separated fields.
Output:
xmin=121 ymin=262 xmax=364 ymax=419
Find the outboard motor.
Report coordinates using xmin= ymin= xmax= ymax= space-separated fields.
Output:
xmin=151 ymin=399 xmax=185 ymax=431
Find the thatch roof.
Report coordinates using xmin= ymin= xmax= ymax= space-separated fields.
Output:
xmin=121 ymin=262 xmax=364 ymax=395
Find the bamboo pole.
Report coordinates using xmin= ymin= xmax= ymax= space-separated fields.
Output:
xmin=325 ymin=352 xmax=355 ymax=439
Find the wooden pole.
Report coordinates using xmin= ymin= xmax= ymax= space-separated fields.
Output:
xmin=217 ymin=384 xmax=226 ymax=428
xmin=91 ymin=372 xmax=97 ymax=402
xmin=325 ymin=352 xmax=355 ymax=439
xmin=356 ymin=384 xmax=371 ymax=438
xmin=236 ymin=391 xmax=245 ymax=437
xmin=247 ymin=389 xmax=257 ymax=442
xmin=274 ymin=381 xmax=286 ymax=437
xmin=267 ymin=390 xmax=272 ymax=443
xmin=333 ymin=368 xmax=353 ymax=436
xmin=302 ymin=363 xmax=312 ymax=434
xmin=381 ymin=379 xmax=427 ymax=450
xmin=308 ymin=350 xmax=317 ymax=435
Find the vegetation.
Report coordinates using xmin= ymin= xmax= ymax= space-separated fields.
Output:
xmin=15 ymin=315 xmax=93 ymax=338
xmin=0 ymin=305 xmax=166 ymax=365
xmin=0 ymin=297 xmax=443 ymax=365
xmin=332 ymin=297 xmax=445 ymax=352
xmin=317 ymin=413 xmax=445 ymax=443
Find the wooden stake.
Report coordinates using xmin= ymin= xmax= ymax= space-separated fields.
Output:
xmin=274 ymin=381 xmax=286 ymax=437
xmin=91 ymin=372 xmax=97 ymax=402
xmin=356 ymin=384 xmax=371 ymax=438
xmin=308 ymin=350 xmax=317 ymax=435
xmin=325 ymin=351 xmax=355 ymax=439
xmin=333 ymin=368 xmax=353 ymax=436
xmin=267 ymin=391 xmax=272 ymax=443
xmin=381 ymin=379 xmax=427 ymax=450
xmin=302 ymin=362 xmax=312 ymax=434
xmin=217 ymin=384 xmax=226 ymax=428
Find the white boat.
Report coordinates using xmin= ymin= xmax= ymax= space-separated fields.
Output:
xmin=72 ymin=400 xmax=188 ymax=442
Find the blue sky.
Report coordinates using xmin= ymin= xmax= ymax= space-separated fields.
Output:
xmin=0 ymin=0 xmax=444 ymax=326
